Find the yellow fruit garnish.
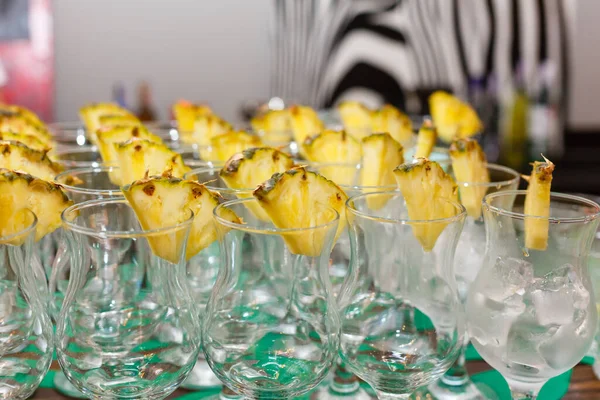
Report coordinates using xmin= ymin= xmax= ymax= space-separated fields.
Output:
xmin=429 ymin=91 xmax=483 ymax=143
xmin=0 ymin=131 xmax=50 ymax=153
xmin=0 ymin=141 xmax=62 ymax=180
xmin=122 ymin=172 xmax=240 ymax=262
xmin=394 ymin=159 xmax=459 ymax=251
xmin=253 ymin=168 xmax=347 ymax=256
xmin=338 ymin=101 xmax=373 ymax=139
xmin=209 ymin=131 xmax=263 ymax=162
xmin=180 ymin=114 xmax=232 ymax=147
xmin=303 ymin=130 xmax=361 ymax=186
xmin=371 ymin=104 xmax=414 ymax=146
xmin=0 ymin=104 xmax=45 ymax=127
xmin=414 ymin=120 xmax=437 ymax=159
xmin=449 ymin=138 xmax=490 ymax=219
xmin=360 ymin=133 xmax=404 ymax=209
xmin=251 ymin=109 xmax=293 ymax=144
xmin=0 ymin=113 xmax=53 ymax=146
xmin=114 ymin=138 xmax=190 ymax=185
xmin=0 ymin=169 xmax=72 ymax=242
xmin=289 ymin=105 xmax=324 ymax=150
xmin=173 ymin=100 xmax=212 ymax=132
xmin=523 ymin=157 xmax=554 ymax=251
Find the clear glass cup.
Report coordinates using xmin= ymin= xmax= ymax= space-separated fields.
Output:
xmin=51 ymin=166 xmax=125 ymax=398
xmin=53 ymin=146 xmax=104 ymax=169
xmin=467 ymin=191 xmax=600 ymax=399
xmin=177 ymin=144 xmax=225 ymax=169
xmin=205 ymin=198 xmax=341 ymax=398
xmin=340 ymin=191 xmax=467 ymax=399
xmin=0 ymin=210 xmax=54 ymax=399
xmin=412 ymin=163 xmax=520 ymax=400
xmin=57 ymin=199 xmax=201 ymax=399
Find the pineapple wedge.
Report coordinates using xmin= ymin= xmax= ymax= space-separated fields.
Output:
xmin=371 ymin=104 xmax=413 ymax=146
xmin=251 ymin=109 xmax=292 ymax=144
xmin=449 ymin=138 xmax=490 ymax=219
xmin=79 ymin=103 xmax=134 ymax=144
xmin=338 ymin=101 xmax=373 ymax=139
xmin=303 ymin=130 xmax=361 ymax=186
xmin=181 ymin=114 xmax=232 ymax=146
xmin=414 ymin=120 xmax=437 ymax=159
xmin=0 ymin=113 xmax=53 ymax=146
xmin=0 ymin=104 xmax=45 ymax=127
xmin=0 ymin=141 xmax=62 ymax=180
xmin=394 ymin=159 xmax=459 ymax=251
xmin=0 ymin=131 xmax=50 ymax=152
xmin=0 ymin=169 xmax=72 ymax=242
xmin=253 ymin=168 xmax=347 ymax=256
xmin=173 ymin=100 xmax=212 ymax=132
xmin=360 ymin=133 xmax=404 ymax=209
xmin=98 ymin=114 xmax=141 ymax=130
xmin=114 ymin=139 xmax=190 ymax=185
xmin=220 ymin=147 xmax=295 ymax=220
xmin=289 ymin=105 xmax=324 ymax=150
xmin=210 ymin=131 xmax=263 ymax=162
xmin=429 ymin=91 xmax=483 ymax=143
xmin=523 ymin=157 xmax=554 ymax=251
xmin=122 ymin=173 xmax=240 ymax=262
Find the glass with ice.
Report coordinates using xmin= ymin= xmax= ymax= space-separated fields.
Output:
xmin=467 ymin=191 xmax=600 ymax=399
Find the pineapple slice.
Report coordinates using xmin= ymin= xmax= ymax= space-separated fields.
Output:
xmin=79 ymin=103 xmax=134 ymax=144
xmin=180 ymin=114 xmax=232 ymax=146
xmin=173 ymin=100 xmax=212 ymax=132
xmin=289 ymin=105 xmax=324 ymax=150
xmin=122 ymin=173 xmax=240 ymax=262
xmin=303 ymin=130 xmax=361 ymax=186
xmin=251 ymin=109 xmax=292 ymax=144
xmin=371 ymin=104 xmax=413 ymax=146
xmin=429 ymin=91 xmax=483 ymax=143
xmin=0 ymin=169 xmax=72 ymax=242
xmin=114 ymin=139 xmax=190 ymax=185
xmin=523 ymin=157 xmax=554 ymax=251
xmin=253 ymin=168 xmax=347 ymax=256
xmin=449 ymin=138 xmax=490 ymax=219
xmin=360 ymin=133 xmax=404 ymax=209
xmin=0 ymin=131 xmax=50 ymax=152
xmin=394 ymin=159 xmax=459 ymax=251
xmin=98 ymin=114 xmax=141 ymax=130
xmin=0 ymin=113 xmax=53 ymax=146
xmin=220 ymin=147 xmax=295 ymax=220
xmin=414 ymin=120 xmax=438 ymax=159
xmin=0 ymin=141 xmax=62 ymax=180
xmin=337 ymin=101 xmax=373 ymax=139
xmin=210 ymin=131 xmax=263 ymax=162
xmin=0 ymin=104 xmax=45 ymax=127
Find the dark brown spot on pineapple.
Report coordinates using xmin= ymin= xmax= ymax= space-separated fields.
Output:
xmin=1 ymin=146 xmax=10 ymax=155
xmin=132 ymin=127 xmax=139 ymax=137
xmin=336 ymin=193 xmax=342 ymax=201
xmin=192 ymin=186 xmax=203 ymax=198
xmin=134 ymin=145 xmax=142 ymax=152
xmin=272 ymin=152 xmax=280 ymax=162
xmin=143 ymin=184 xmax=155 ymax=196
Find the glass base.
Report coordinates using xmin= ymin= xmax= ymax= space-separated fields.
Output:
xmin=410 ymin=379 xmax=497 ymax=400
xmin=311 ymin=384 xmax=373 ymax=399
xmin=181 ymin=359 xmax=223 ymax=390
xmin=54 ymin=371 xmax=88 ymax=399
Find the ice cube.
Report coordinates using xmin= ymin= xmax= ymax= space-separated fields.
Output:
xmin=484 ymin=257 xmax=534 ymax=302
xmin=506 ymin=313 xmax=555 ymax=372
xmin=538 ymin=323 xmax=591 ymax=371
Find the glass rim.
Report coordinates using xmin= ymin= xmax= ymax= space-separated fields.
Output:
xmin=53 ymin=145 xmax=98 ymax=156
xmin=55 ymin=166 xmax=124 ymax=196
xmin=346 ymin=190 xmax=467 ymax=224
xmin=184 ymin=167 xmax=255 ymax=194
xmin=437 ymin=161 xmax=521 ymax=188
xmin=0 ymin=209 xmax=38 ymax=242
xmin=62 ymin=198 xmax=194 ymax=238
xmin=213 ymin=197 xmax=340 ymax=234
xmin=483 ymin=190 xmax=600 ymax=223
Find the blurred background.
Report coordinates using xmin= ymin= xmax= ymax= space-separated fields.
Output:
xmin=0 ymin=0 xmax=598 ymax=192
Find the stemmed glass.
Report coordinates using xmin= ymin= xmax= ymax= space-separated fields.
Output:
xmin=0 ymin=210 xmax=54 ymax=399
xmin=57 ymin=199 xmax=201 ymax=399
xmin=340 ymin=191 xmax=467 ymax=399
xmin=205 ymin=198 xmax=341 ymax=399
xmin=413 ymin=163 xmax=520 ymax=400
xmin=467 ymin=191 xmax=600 ymax=399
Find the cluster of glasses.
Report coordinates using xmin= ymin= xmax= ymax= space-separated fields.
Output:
xmin=2 ymin=124 xmax=599 ymax=400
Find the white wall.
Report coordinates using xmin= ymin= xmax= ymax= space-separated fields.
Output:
xmin=53 ymin=0 xmax=273 ymax=122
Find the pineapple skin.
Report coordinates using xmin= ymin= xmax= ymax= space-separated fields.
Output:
xmin=449 ymin=138 xmax=490 ymax=219
xmin=0 ymin=131 xmax=50 ymax=153
xmin=0 ymin=140 xmax=63 ymax=181
xmin=253 ymin=168 xmax=347 ymax=256
xmin=524 ymin=159 xmax=554 ymax=251
xmin=394 ymin=159 xmax=459 ymax=251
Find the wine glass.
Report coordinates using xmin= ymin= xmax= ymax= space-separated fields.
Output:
xmin=339 ymin=191 xmax=467 ymax=399
xmin=204 ymin=198 xmax=341 ymax=399
xmin=0 ymin=210 xmax=54 ymax=399
xmin=467 ymin=191 xmax=600 ymax=399
xmin=57 ymin=199 xmax=201 ymax=399
xmin=412 ymin=163 xmax=520 ymax=400
xmin=50 ymin=166 xmax=125 ymax=398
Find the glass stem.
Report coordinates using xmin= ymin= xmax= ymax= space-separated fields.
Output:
xmin=375 ymin=392 xmax=410 ymax=400
xmin=440 ymin=341 xmax=469 ymax=386
xmin=328 ymin=360 xmax=361 ymax=394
